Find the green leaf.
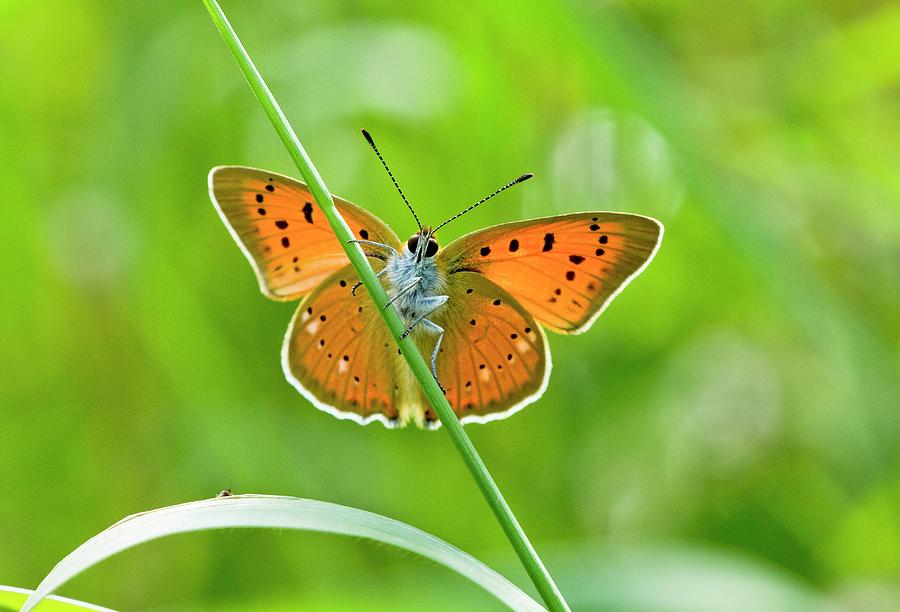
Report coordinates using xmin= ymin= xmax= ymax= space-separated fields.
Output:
xmin=20 ymin=495 xmax=544 ymax=612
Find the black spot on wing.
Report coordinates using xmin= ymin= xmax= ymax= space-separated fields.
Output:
xmin=480 ymin=246 xmax=491 ymax=256
xmin=302 ymin=202 xmax=314 ymax=224
xmin=542 ymin=233 xmax=555 ymax=252
xmin=508 ymin=239 xmax=519 ymax=252
xmin=569 ymin=255 xmax=585 ymax=264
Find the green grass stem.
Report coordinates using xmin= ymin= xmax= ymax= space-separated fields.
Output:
xmin=202 ymin=2 xmax=570 ymax=609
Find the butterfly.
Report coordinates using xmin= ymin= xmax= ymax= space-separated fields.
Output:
xmin=209 ymin=130 xmax=663 ymax=429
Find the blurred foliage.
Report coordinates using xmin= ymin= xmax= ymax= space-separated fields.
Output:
xmin=1 ymin=0 xmax=898 ymax=610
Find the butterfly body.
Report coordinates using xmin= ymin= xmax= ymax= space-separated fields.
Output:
xmin=381 ymin=231 xmax=447 ymax=326
xmin=209 ymin=162 xmax=662 ymax=429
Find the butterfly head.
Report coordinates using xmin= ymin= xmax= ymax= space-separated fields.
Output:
xmin=406 ymin=227 xmax=439 ymax=264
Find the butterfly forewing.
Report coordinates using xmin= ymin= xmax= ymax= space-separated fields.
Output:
xmin=283 ymin=264 xmax=409 ymax=426
xmin=423 ymin=272 xmax=549 ymax=425
xmin=209 ymin=166 xmax=400 ymax=301
xmin=440 ymin=212 xmax=662 ymax=334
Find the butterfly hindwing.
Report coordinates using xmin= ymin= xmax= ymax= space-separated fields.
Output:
xmin=283 ymin=263 xmax=409 ymax=427
xmin=209 ymin=166 xmax=401 ymax=301
xmin=421 ymin=272 xmax=549 ymax=425
xmin=440 ymin=212 xmax=662 ymax=334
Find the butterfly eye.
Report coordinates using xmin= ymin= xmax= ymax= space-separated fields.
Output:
xmin=406 ymin=235 xmax=420 ymax=253
xmin=425 ymin=239 xmax=439 ymax=258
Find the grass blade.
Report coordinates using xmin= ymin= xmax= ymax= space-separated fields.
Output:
xmin=0 ymin=585 xmax=113 ymax=611
xmin=201 ymin=2 xmax=569 ymax=609
xmin=20 ymin=494 xmax=544 ymax=612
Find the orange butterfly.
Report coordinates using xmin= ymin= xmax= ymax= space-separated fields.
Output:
xmin=209 ymin=131 xmax=663 ymax=429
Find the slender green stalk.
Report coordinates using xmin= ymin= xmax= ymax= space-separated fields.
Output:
xmin=202 ymin=2 xmax=570 ymax=610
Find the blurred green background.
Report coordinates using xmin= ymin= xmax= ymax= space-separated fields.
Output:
xmin=2 ymin=1 xmax=899 ymax=610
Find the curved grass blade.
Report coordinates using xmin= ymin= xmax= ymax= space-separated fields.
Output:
xmin=20 ymin=495 xmax=544 ymax=612
xmin=0 ymin=585 xmax=113 ymax=611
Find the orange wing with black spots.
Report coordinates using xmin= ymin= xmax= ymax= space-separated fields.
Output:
xmin=283 ymin=263 xmax=410 ymax=427
xmin=209 ymin=166 xmax=400 ymax=301
xmin=422 ymin=272 xmax=549 ymax=425
xmin=440 ymin=213 xmax=662 ymax=334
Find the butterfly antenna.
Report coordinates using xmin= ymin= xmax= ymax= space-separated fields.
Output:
xmin=433 ymin=173 xmax=534 ymax=233
xmin=361 ymin=129 xmax=422 ymax=232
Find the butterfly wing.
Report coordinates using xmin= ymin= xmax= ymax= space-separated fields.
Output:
xmin=440 ymin=213 xmax=662 ymax=334
xmin=209 ymin=166 xmax=401 ymax=301
xmin=282 ymin=263 xmax=411 ymax=427
xmin=416 ymin=272 xmax=549 ymax=426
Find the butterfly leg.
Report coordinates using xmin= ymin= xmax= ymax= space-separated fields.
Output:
xmin=399 ymin=295 xmax=449 ymax=339
xmin=347 ymin=239 xmax=398 ymax=257
xmin=399 ymin=297 xmax=449 ymax=391
xmin=351 ymin=268 xmax=388 ymax=296
xmin=425 ymin=322 xmax=446 ymax=393
xmin=399 ymin=317 xmax=446 ymax=392
xmin=383 ymin=277 xmax=422 ymax=309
